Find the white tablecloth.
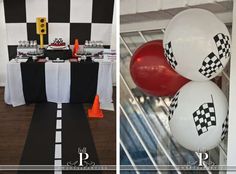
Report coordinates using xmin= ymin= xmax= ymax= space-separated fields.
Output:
xmin=4 ymin=59 xmax=114 ymax=110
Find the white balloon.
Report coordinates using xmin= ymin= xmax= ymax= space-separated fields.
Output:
xmin=163 ymin=9 xmax=231 ymax=81
xmin=169 ymin=81 xmax=228 ymax=152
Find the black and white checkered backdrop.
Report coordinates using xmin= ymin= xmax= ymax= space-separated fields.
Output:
xmin=3 ymin=0 xmax=115 ymax=59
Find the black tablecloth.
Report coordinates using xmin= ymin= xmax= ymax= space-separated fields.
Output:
xmin=20 ymin=62 xmax=47 ymax=104
xmin=70 ymin=62 xmax=99 ymax=103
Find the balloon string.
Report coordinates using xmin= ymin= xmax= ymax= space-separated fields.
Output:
xmin=210 ymin=94 xmax=214 ymax=105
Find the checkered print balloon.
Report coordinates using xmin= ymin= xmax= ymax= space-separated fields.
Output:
xmin=169 ymin=91 xmax=180 ymax=121
xmin=163 ymin=9 xmax=231 ymax=81
xmin=169 ymin=81 xmax=228 ymax=152
xmin=221 ymin=114 xmax=229 ymax=141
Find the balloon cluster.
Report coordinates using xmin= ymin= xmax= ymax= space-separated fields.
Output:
xmin=130 ymin=9 xmax=230 ymax=152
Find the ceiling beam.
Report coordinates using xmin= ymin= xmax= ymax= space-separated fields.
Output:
xmin=121 ymin=11 xmax=232 ymax=33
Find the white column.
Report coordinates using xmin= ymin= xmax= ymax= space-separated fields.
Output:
xmin=226 ymin=0 xmax=236 ymax=172
xmin=0 ymin=0 xmax=9 ymax=86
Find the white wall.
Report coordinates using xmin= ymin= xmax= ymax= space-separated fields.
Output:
xmin=0 ymin=0 xmax=9 ymax=86
xmin=111 ymin=0 xmax=116 ymax=50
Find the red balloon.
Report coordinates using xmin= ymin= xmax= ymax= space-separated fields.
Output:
xmin=130 ymin=40 xmax=189 ymax=96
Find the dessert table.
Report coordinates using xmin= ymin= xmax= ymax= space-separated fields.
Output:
xmin=4 ymin=58 xmax=114 ymax=110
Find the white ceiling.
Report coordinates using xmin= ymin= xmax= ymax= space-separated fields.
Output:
xmin=120 ymin=0 xmax=233 ymax=32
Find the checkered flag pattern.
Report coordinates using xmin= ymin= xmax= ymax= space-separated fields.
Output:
xmin=164 ymin=42 xmax=178 ymax=69
xmin=3 ymin=0 xmax=114 ymax=60
xmin=199 ymin=52 xmax=223 ymax=78
xmin=221 ymin=116 xmax=228 ymax=141
xmin=214 ymin=33 xmax=230 ymax=60
xmin=193 ymin=96 xmax=216 ymax=136
xmin=169 ymin=91 xmax=180 ymax=121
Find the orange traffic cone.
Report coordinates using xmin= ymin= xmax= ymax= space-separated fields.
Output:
xmin=72 ymin=39 xmax=79 ymax=58
xmin=88 ymin=95 xmax=104 ymax=118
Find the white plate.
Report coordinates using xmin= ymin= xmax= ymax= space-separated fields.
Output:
xmin=49 ymin=45 xmax=66 ymax=49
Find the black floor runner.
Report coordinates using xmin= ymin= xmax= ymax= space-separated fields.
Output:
xmin=18 ymin=103 xmax=57 ymax=174
xmin=62 ymin=103 xmax=101 ymax=174
xmin=20 ymin=103 xmax=57 ymax=165
xmin=18 ymin=103 xmax=101 ymax=174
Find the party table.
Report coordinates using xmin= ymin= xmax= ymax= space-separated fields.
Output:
xmin=4 ymin=58 xmax=114 ymax=109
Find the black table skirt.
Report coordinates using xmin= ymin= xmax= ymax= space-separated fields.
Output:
xmin=21 ymin=62 xmax=47 ymax=104
xmin=70 ymin=62 xmax=99 ymax=103
xmin=20 ymin=62 xmax=99 ymax=104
